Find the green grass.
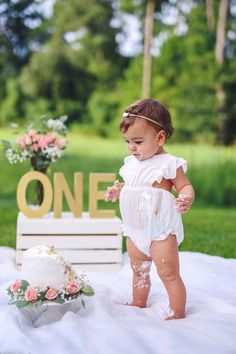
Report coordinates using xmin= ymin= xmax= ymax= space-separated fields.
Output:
xmin=0 ymin=129 xmax=235 ymax=258
xmin=180 ymin=207 xmax=236 ymax=258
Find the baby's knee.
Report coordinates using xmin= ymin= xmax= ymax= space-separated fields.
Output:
xmin=131 ymin=260 xmax=151 ymax=275
xmin=157 ymin=263 xmax=179 ymax=284
xmin=131 ymin=260 xmax=152 ymax=289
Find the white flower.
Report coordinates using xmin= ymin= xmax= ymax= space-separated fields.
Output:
xmin=47 ymin=119 xmax=55 ymax=129
xmin=47 ymin=119 xmax=67 ymax=134
xmin=42 ymin=145 xmax=64 ymax=162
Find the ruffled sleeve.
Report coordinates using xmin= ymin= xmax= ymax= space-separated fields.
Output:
xmin=119 ymin=156 xmax=133 ymax=181
xmin=149 ymin=156 xmax=187 ymax=185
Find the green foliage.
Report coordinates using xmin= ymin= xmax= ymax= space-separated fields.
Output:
xmin=87 ymin=91 xmax=115 ymax=136
xmin=18 ymin=0 xmax=125 ymax=123
xmin=221 ymin=60 xmax=236 ymax=144
xmin=0 ymin=78 xmax=23 ymax=125
xmin=22 ymin=98 xmax=53 ymax=120
xmin=81 ymin=285 xmax=95 ymax=297
xmin=107 ymin=1 xmax=235 ymax=144
xmin=120 ymin=0 xmax=166 ymax=24
xmin=96 ymin=55 xmax=143 ymax=137
xmin=0 ymin=0 xmax=50 ymax=124
xmin=19 ymin=45 xmax=96 ymax=121
xmin=149 ymin=4 xmax=218 ymax=142
xmin=0 ymin=0 xmax=47 ymax=69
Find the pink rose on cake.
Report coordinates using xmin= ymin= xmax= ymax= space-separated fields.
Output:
xmin=67 ymin=280 xmax=82 ymax=294
xmin=25 ymin=285 xmax=38 ymax=302
xmin=45 ymin=288 xmax=58 ymax=300
xmin=10 ymin=280 xmax=21 ymax=292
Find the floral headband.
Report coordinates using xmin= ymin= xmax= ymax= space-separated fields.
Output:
xmin=123 ymin=112 xmax=163 ymax=128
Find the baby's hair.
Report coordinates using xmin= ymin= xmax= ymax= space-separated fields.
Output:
xmin=120 ymin=98 xmax=174 ymax=138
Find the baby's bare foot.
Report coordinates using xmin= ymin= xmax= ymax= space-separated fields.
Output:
xmin=124 ymin=302 xmax=147 ymax=308
xmin=165 ymin=314 xmax=176 ymax=320
xmin=165 ymin=310 xmax=185 ymax=320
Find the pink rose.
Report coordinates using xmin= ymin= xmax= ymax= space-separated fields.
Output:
xmin=10 ymin=280 xmax=21 ymax=292
xmin=45 ymin=288 xmax=58 ymax=300
xmin=28 ymin=129 xmax=37 ymax=138
xmin=24 ymin=286 xmax=38 ymax=302
xmin=56 ymin=138 xmax=66 ymax=149
xmin=38 ymin=136 xmax=49 ymax=148
xmin=46 ymin=132 xmax=57 ymax=144
xmin=32 ymin=143 xmax=39 ymax=152
xmin=16 ymin=137 xmax=26 ymax=150
xmin=67 ymin=281 xmax=81 ymax=295
xmin=32 ymin=134 xmax=40 ymax=143
xmin=24 ymin=135 xmax=32 ymax=145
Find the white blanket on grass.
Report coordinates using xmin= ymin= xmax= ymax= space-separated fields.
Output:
xmin=0 ymin=247 xmax=236 ymax=354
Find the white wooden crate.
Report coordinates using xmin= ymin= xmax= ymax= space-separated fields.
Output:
xmin=16 ymin=211 xmax=123 ymax=272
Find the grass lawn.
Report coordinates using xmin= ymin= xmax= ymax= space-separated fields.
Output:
xmin=0 ymin=129 xmax=235 ymax=258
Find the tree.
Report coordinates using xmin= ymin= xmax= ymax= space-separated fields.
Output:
xmin=148 ymin=3 xmax=218 ymax=142
xmin=0 ymin=0 xmax=48 ymax=70
xmin=215 ymin=0 xmax=229 ymax=144
xmin=19 ymin=0 xmax=126 ymax=123
xmin=116 ymin=0 xmax=236 ymax=144
xmin=142 ymin=0 xmax=155 ymax=98
xmin=120 ymin=0 xmax=168 ymax=98
xmin=206 ymin=0 xmax=215 ymax=31
xmin=0 ymin=0 xmax=50 ymax=124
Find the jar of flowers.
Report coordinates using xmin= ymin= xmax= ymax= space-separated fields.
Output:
xmin=1 ymin=115 xmax=68 ymax=205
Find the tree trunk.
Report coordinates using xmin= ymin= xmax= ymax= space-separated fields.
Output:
xmin=215 ymin=0 xmax=229 ymax=144
xmin=215 ymin=0 xmax=228 ymax=65
xmin=142 ymin=0 xmax=155 ymax=98
xmin=206 ymin=0 xmax=215 ymax=30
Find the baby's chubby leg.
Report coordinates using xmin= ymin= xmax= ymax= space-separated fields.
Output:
xmin=126 ymin=238 xmax=152 ymax=308
xmin=150 ymin=235 xmax=186 ymax=319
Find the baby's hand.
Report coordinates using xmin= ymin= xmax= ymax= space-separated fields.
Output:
xmin=104 ymin=180 xmax=122 ymax=202
xmin=175 ymin=194 xmax=193 ymax=214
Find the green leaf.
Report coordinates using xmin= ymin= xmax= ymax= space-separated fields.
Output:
xmin=20 ymin=280 xmax=30 ymax=292
xmin=38 ymin=292 xmax=46 ymax=301
xmin=54 ymin=296 xmax=65 ymax=304
xmin=7 ymin=287 xmax=13 ymax=296
xmin=16 ymin=300 xmax=29 ymax=308
xmin=81 ymin=285 xmax=94 ymax=297
xmin=1 ymin=140 xmax=11 ymax=150
xmin=30 ymin=300 xmax=42 ymax=308
xmin=8 ymin=299 xmax=17 ymax=305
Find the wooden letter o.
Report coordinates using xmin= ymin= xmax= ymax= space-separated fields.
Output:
xmin=17 ymin=171 xmax=52 ymax=218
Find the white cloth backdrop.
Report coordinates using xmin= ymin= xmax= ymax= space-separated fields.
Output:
xmin=0 ymin=247 xmax=236 ymax=354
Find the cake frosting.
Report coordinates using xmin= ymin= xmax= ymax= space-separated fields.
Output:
xmin=21 ymin=245 xmax=75 ymax=290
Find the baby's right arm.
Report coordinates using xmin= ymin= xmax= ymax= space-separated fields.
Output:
xmin=104 ymin=180 xmax=123 ymax=202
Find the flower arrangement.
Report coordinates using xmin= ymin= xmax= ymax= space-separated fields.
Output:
xmin=1 ymin=115 xmax=68 ymax=170
xmin=1 ymin=115 xmax=68 ymax=204
xmin=7 ymin=274 xmax=94 ymax=309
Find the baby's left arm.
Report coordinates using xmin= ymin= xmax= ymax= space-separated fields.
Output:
xmin=171 ymin=167 xmax=195 ymax=214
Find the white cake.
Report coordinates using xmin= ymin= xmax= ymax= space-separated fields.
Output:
xmin=21 ymin=245 xmax=75 ymax=290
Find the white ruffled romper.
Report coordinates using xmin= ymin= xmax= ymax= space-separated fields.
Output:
xmin=119 ymin=153 xmax=187 ymax=256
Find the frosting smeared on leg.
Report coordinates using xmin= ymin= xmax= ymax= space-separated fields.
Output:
xmin=131 ymin=260 xmax=152 ymax=289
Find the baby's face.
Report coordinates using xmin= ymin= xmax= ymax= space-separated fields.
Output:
xmin=122 ymin=119 xmax=165 ymax=161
